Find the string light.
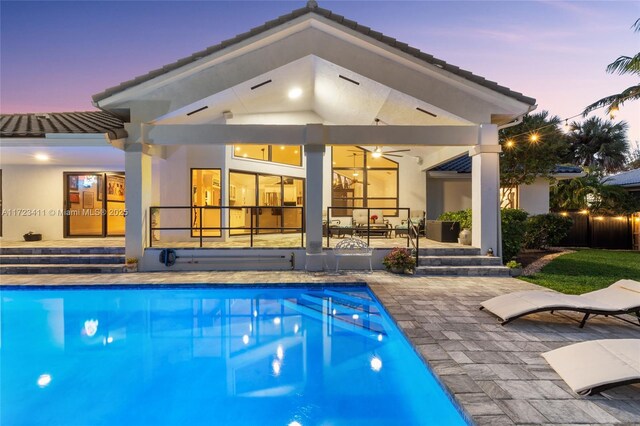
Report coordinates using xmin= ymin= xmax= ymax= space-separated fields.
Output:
xmin=502 ymin=91 xmax=635 ymax=143
xmin=529 ymin=133 xmax=539 ymax=143
xmin=505 ymin=139 xmax=515 ymax=148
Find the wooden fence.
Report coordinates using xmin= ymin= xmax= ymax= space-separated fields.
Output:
xmin=557 ymin=212 xmax=633 ymax=250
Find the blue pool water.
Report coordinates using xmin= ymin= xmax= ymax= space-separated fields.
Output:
xmin=1 ymin=286 xmax=468 ymax=426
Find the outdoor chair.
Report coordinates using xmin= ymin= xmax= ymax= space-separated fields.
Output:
xmin=333 ymin=238 xmax=373 ymax=272
xmin=395 ymin=210 xmax=425 ymax=237
xmin=542 ymin=339 xmax=640 ymax=395
xmin=480 ymin=279 xmax=640 ymax=328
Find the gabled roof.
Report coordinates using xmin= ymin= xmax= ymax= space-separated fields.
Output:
xmin=430 ymin=155 xmax=582 ymax=175
xmin=92 ymin=1 xmax=535 ymax=107
xmin=603 ymin=168 xmax=640 ymax=188
xmin=0 ymin=111 xmax=126 ymax=139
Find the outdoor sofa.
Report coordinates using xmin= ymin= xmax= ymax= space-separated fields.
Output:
xmin=480 ymin=279 xmax=640 ymax=328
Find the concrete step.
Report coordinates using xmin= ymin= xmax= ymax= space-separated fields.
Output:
xmin=0 ymin=254 xmax=125 ymax=265
xmin=418 ymin=255 xmax=503 ymax=267
xmin=0 ymin=247 xmax=125 ymax=255
xmin=0 ymin=264 xmax=126 ymax=274
xmin=414 ymin=265 xmax=510 ymax=277
xmin=416 ymin=247 xmax=482 ymax=256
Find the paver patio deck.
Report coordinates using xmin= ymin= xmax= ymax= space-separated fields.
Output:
xmin=2 ymin=271 xmax=638 ymax=425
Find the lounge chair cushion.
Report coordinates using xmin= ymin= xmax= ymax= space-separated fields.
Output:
xmin=542 ymin=339 xmax=640 ymax=394
xmin=481 ymin=279 xmax=640 ymax=323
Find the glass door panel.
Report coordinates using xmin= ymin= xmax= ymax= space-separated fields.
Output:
xmin=229 ymin=172 xmax=257 ymax=235
xmin=106 ymin=173 xmax=126 ymax=236
xmin=191 ymin=169 xmax=221 ymax=237
xmin=258 ymin=175 xmax=282 ymax=234
xmin=283 ymin=178 xmax=303 ymax=233
xmin=67 ymin=173 xmax=103 ymax=236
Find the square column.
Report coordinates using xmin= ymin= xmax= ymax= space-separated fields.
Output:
xmin=304 ymin=144 xmax=325 ymax=270
xmin=125 ymin=145 xmax=152 ymax=261
xmin=471 ymin=124 xmax=502 ymax=257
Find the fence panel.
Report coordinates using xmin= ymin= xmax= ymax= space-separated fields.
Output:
xmin=558 ymin=212 xmax=632 ymax=250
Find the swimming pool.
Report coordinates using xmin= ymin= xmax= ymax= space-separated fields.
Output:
xmin=1 ymin=285 xmax=468 ymax=426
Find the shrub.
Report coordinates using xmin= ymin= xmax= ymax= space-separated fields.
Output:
xmin=438 ymin=208 xmax=472 ymax=230
xmin=382 ymin=247 xmax=416 ymax=272
xmin=505 ymin=260 xmax=522 ymax=269
xmin=524 ymin=214 xmax=573 ymax=249
xmin=501 ymin=209 xmax=529 ymax=262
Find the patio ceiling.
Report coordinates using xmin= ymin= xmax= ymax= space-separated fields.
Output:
xmin=151 ymin=56 xmax=472 ymax=127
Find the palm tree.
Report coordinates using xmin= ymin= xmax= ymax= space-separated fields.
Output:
xmin=583 ymin=19 xmax=640 ymax=115
xmin=566 ymin=117 xmax=629 ymax=173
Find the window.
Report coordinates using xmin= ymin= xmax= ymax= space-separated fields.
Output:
xmin=229 ymin=171 xmax=304 ymax=235
xmin=233 ymin=145 xmax=302 ymax=166
xmin=331 ymin=146 xmax=399 ymax=216
xmin=191 ymin=169 xmax=222 ymax=237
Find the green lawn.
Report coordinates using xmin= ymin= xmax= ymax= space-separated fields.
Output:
xmin=520 ymin=249 xmax=640 ymax=294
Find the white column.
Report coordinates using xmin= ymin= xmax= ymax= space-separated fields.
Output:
xmin=125 ymin=145 xmax=152 ymax=261
xmin=471 ymin=124 xmax=501 ymax=257
xmin=304 ymin=144 xmax=325 ymax=270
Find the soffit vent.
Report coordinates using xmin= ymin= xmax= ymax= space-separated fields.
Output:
xmin=416 ymin=107 xmax=437 ymax=118
xmin=187 ymin=106 xmax=209 ymax=116
xmin=339 ymin=75 xmax=360 ymax=85
xmin=250 ymin=79 xmax=272 ymax=90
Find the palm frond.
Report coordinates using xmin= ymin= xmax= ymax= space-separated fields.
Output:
xmin=606 ymin=54 xmax=640 ymax=76
xmin=582 ymin=84 xmax=640 ymax=116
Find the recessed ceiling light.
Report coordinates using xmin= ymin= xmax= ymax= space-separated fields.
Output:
xmin=35 ymin=153 xmax=49 ymax=161
xmin=288 ymin=87 xmax=303 ymax=99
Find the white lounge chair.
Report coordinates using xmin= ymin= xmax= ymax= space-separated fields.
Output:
xmin=480 ymin=279 xmax=640 ymax=328
xmin=542 ymin=339 xmax=640 ymax=395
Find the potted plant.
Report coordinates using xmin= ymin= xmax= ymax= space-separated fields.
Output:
xmin=438 ymin=209 xmax=472 ymax=245
xmin=124 ymin=257 xmax=139 ymax=273
xmin=506 ymin=260 xmax=522 ymax=277
xmin=383 ymin=247 xmax=416 ymax=274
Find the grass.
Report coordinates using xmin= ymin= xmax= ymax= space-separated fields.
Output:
xmin=520 ymin=249 xmax=640 ymax=294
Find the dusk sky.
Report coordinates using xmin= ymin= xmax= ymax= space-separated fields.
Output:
xmin=1 ymin=1 xmax=639 ymax=143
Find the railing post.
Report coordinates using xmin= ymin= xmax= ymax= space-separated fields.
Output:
xmin=250 ymin=207 xmax=254 ymax=247
xmin=366 ymin=207 xmax=371 ymax=246
xmin=301 ymin=206 xmax=305 ymax=248
xmin=149 ymin=207 xmax=153 ymax=248
xmin=326 ymin=206 xmax=330 ymax=248
xmin=199 ymin=206 xmax=203 ymax=248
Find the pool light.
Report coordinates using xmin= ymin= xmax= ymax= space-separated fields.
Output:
xmin=289 ymin=422 xmax=302 ymax=426
xmin=370 ymin=356 xmax=382 ymax=372
xmin=276 ymin=344 xmax=284 ymax=360
xmin=378 ymin=334 xmax=383 ymax=342
xmin=273 ymin=316 xmax=281 ymax=325
xmin=352 ymin=314 xmax=359 ymax=320
xmin=272 ymin=359 xmax=281 ymax=376
xmin=37 ymin=374 xmax=52 ymax=388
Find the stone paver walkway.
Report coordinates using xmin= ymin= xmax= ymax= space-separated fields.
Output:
xmin=2 ymin=272 xmax=638 ymax=425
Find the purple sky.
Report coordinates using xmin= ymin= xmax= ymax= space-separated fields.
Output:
xmin=1 ymin=1 xmax=639 ymax=143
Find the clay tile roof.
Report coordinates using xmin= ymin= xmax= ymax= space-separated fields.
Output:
xmin=0 ymin=111 xmax=125 ymax=138
xmin=92 ymin=1 xmax=536 ymax=106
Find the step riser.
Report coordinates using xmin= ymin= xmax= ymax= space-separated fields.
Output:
xmin=415 ymin=268 xmax=510 ymax=277
xmin=419 ymin=258 xmax=503 ymax=266
xmin=0 ymin=247 xmax=125 ymax=255
xmin=417 ymin=248 xmax=482 ymax=256
xmin=0 ymin=256 xmax=124 ymax=265
xmin=0 ymin=266 xmax=125 ymax=275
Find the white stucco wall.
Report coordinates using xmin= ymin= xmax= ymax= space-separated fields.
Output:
xmin=518 ymin=177 xmax=550 ymax=215
xmin=426 ymin=177 xmax=472 ymax=219
xmin=1 ymin=165 xmax=123 ymax=240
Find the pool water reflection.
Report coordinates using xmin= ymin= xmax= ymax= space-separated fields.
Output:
xmin=1 ymin=286 xmax=467 ymax=426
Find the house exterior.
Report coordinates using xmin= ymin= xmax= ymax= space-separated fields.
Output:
xmin=0 ymin=1 xmax=538 ymax=271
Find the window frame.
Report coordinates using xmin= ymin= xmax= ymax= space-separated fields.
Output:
xmin=232 ymin=145 xmax=303 ymax=167
xmin=331 ymin=146 xmax=400 ymax=217
xmin=190 ymin=167 xmax=223 ymax=238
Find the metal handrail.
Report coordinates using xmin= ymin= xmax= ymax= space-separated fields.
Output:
xmin=149 ymin=205 xmax=305 ymax=248
xmin=325 ymin=206 xmax=416 ymax=245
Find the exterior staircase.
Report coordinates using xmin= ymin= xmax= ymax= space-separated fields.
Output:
xmin=0 ymin=247 xmax=125 ymax=274
xmin=414 ymin=247 xmax=510 ymax=276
